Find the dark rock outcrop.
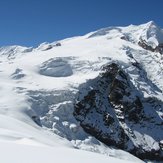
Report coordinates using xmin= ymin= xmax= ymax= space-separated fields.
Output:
xmin=55 ymin=42 xmax=61 ymax=47
xmin=74 ymin=63 xmax=163 ymax=161
xmin=138 ymin=38 xmax=163 ymax=54
xmin=155 ymin=43 xmax=163 ymax=54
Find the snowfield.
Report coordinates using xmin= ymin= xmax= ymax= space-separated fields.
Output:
xmin=0 ymin=21 xmax=163 ymax=162
xmin=0 ymin=141 xmax=134 ymax=163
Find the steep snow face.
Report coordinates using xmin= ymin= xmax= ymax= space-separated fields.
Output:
xmin=0 ymin=21 xmax=163 ymax=162
xmin=139 ymin=21 xmax=163 ymax=48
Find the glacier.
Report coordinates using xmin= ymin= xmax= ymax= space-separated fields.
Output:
xmin=0 ymin=21 xmax=163 ymax=162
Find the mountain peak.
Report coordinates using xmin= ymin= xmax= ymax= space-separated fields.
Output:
xmin=142 ymin=20 xmax=160 ymax=32
xmin=139 ymin=21 xmax=163 ymax=48
xmin=145 ymin=20 xmax=157 ymax=27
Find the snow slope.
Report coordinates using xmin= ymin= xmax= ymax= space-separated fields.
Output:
xmin=0 ymin=141 xmax=134 ymax=163
xmin=0 ymin=21 xmax=163 ymax=162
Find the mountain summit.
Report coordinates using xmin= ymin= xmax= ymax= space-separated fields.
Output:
xmin=0 ymin=21 xmax=163 ymax=162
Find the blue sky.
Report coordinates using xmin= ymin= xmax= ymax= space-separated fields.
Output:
xmin=0 ymin=0 xmax=162 ymax=47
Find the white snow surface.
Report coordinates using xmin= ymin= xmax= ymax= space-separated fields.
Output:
xmin=0 ymin=21 xmax=163 ymax=163
xmin=0 ymin=141 xmax=133 ymax=163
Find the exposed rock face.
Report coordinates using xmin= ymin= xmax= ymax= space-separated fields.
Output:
xmin=138 ymin=38 xmax=163 ymax=54
xmin=105 ymin=63 xmax=144 ymax=123
xmin=74 ymin=63 xmax=163 ymax=161
xmin=155 ymin=43 xmax=163 ymax=54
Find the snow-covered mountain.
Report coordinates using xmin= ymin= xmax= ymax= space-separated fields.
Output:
xmin=0 ymin=21 xmax=163 ymax=162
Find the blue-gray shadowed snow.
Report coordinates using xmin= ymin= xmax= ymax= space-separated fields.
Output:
xmin=11 ymin=68 xmax=26 ymax=80
xmin=39 ymin=58 xmax=73 ymax=77
xmin=0 ymin=21 xmax=163 ymax=163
